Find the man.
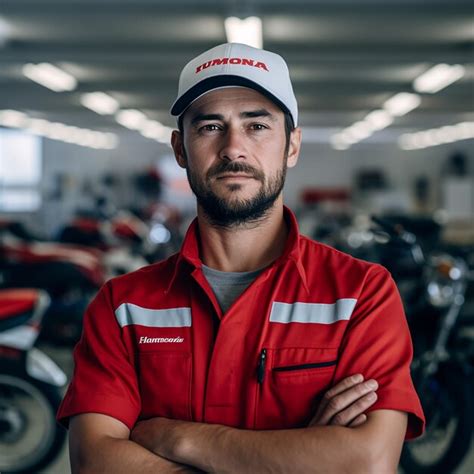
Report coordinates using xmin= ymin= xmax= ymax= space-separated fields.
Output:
xmin=58 ymin=43 xmax=424 ymax=473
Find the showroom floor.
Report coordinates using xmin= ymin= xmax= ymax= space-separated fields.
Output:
xmin=39 ymin=344 xmax=474 ymax=474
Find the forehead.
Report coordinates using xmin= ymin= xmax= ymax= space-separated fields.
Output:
xmin=184 ymin=87 xmax=283 ymax=119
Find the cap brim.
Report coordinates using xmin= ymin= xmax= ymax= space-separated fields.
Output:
xmin=170 ymin=75 xmax=293 ymax=124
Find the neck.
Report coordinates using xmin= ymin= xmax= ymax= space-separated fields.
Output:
xmin=197 ymin=198 xmax=288 ymax=272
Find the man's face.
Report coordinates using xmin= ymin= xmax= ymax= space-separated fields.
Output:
xmin=173 ymin=87 xmax=299 ymax=227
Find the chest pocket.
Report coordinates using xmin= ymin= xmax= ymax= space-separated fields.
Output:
xmin=137 ymin=351 xmax=192 ymax=421
xmin=255 ymin=347 xmax=337 ymax=430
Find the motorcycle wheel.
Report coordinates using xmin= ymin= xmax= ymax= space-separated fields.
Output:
xmin=0 ymin=373 xmax=66 ymax=473
xmin=400 ymin=366 xmax=473 ymax=474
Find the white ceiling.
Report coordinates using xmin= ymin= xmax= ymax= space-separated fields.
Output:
xmin=0 ymin=0 xmax=473 ymax=139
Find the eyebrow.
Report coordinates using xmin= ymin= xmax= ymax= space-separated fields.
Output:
xmin=240 ymin=109 xmax=276 ymax=121
xmin=190 ymin=113 xmax=224 ymax=125
xmin=190 ymin=108 xmax=276 ymax=125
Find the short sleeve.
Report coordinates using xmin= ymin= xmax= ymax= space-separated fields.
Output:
xmin=333 ymin=265 xmax=425 ymax=439
xmin=56 ymin=282 xmax=140 ymax=430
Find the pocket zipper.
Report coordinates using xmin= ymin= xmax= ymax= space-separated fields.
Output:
xmin=273 ymin=360 xmax=337 ymax=372
xmin=257 ymin=348 xmax=267 ymax=384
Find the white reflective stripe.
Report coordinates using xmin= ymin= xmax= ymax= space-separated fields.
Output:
xmin=269 ymin=299 xmax=357 ymax=324
xmin=115 ymin=303 xmax=192 ymax=328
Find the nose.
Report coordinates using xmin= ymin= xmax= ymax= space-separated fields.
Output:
xmin=219 ymin=126 xmax=247 ymax=162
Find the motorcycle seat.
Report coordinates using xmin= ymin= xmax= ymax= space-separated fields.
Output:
xmin=0 ymin=289 xmax=42 ymax=331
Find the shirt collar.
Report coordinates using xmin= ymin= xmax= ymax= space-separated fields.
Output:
xmin=166 ymin=206 xmax=308 ymax=294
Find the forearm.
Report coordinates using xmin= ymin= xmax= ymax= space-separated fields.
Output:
xmin=71 ymin=435 xmax=199 ymax=474
xmin=172 ymin=423 xmax=383 ymax=474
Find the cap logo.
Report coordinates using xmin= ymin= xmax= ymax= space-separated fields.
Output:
xmin=195 ymin=57 xmax=269 ymax=74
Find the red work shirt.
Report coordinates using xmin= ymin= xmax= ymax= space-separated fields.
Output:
xmin=57 ymin=207 xmax=425 ymax=439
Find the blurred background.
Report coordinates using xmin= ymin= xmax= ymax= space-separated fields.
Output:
xmin=0 ymin=0 xmax=472 ymax=472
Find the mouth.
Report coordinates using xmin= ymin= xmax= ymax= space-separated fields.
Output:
xmin=216 ymin=174 xmax=256 ymax=180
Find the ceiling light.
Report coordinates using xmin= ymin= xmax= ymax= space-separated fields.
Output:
xmin=45 ymin=122 xmax=71 ymax=141
xmin=413 ymin=64 xmax=465 ymax=93
xmin=346 ymin=121 xmax=372 ymax=141
xmin=0 ymin=17 xmax=11 ymax=46
xmin=364 ymin=110 xmax=393 ymax=130
xmin=155 ymin=127 xmax=174 ymax=145
xmin=22 ymin=63 xmax=77 ymax=92
xmin=398 ymin=121 xmax=474 ymax=150
xmin=115 ymin=109 xmax=147 ymax=130
xmin=140 ymin=120 xmax=166 ymax=139
xmin=411 ymin=133 xmax=429 ymax=149
xmin=398 ymin=134 xmax=417 ymax=150
xmin=61 ymin=126 xmax=81 ymax=144
xmin=225 ymin=16 xmax=263 ymax=49
xmin=0 ymin=110 xmax=28 ymax=128
xmin=455 ymin=122 xmax=474 ymax=140
xmin=20 ymin=115 xmax=118 ymax=149
xmin=81 ymin=92 xmax=119 ymax=115
xmin=383 ymin=93 xmax=421 ymax=117
xmin=424 ymin=130 xmax=443 ymax=147
xmin=27 ymin=118 xmax=52 ymax=136
xmin=433 ymin=127 xmax=454 ymax=143
xmin=330 ymin=135 xmax=350 ymax=150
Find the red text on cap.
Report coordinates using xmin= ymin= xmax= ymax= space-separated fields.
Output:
xmin=196 ymin=58 xmax=269 ymax=74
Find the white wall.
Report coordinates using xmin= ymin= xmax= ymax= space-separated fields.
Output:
xmin=36 ymin=134 xmax=172 ymax=236
xmin=284 ymin=140 xmax=474 ymax=212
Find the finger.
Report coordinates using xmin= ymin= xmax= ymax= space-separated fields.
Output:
xmin=310 ymin=374 xmax=364 ymax=423
xmin=324 ymin=374 xmax=365 ymax=399
xmin=330 ymin=392 xmax=377 ymax=427
xmin=313 ymin=379 xmax=378 ymax=426
xmin=348 ymin=414 xmax=367 ymax=427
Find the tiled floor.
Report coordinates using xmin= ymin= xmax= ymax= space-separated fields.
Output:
xmin=38 ymin=344 xmax=474 ymax=474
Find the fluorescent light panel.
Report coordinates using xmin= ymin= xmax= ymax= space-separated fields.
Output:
xmin=0 ymin=110 xmax=117 ymax=150
xmin=364 ymin=110 xmax=393 ymax=130
xmin=413 ymin=64 xmax=465 ymax=94
xmin=115 ymin=109 xmax=147 ymax=130
xmin=383 ymin=93 xmax=421 ymax=117
xmin=225 ymin=16 xmax=263 ymax=49
xmin=0 ymin=110 xmax=29 ymax=128
xmin=399 ymin=122 xmax=474 ymax=150
xmin=22 ymin=63 xmax=77 ymax=92
xmin=139 ymin=120 xmax=173 ymax=145
xmin=81 ymin=92 xmax=119 ymax=115
xmin=0 ymin=16 xmax=11 ymax=45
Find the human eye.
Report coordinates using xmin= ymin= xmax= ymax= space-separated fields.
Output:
xmin=198 ymin=123 xmax=222 ymax=133
xmin=249 ymin=123 xmax=269 ymax=131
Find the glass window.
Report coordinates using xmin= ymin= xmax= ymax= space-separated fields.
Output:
xmin=0 ymin=128 xmax=42 ymax=212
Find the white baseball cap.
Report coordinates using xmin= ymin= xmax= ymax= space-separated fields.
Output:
xmin=170 ymin=42 xmax=298 ymax=126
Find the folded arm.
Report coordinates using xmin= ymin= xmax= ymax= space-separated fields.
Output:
xmin=131 ymin=375 xmax=406 ymax=473
xmin=132 ymin=409 xmax=406 ymax=474
xmin=69 ymin=413 xmax=201 ymax=474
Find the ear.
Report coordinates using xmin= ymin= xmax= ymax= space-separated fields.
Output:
xmin=287 ymin=127 xmax=301 ymax=168
xmin=171 ymin=130 xmax=187 ymax=169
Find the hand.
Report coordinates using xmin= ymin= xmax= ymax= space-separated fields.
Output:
xmin=309 ymin=374 xmax=378 ymax=428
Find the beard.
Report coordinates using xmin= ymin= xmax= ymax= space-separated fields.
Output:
xmin=184 ymin=150 xmax=288 ymax=228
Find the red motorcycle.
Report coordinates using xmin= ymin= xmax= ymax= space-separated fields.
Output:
xmin=0 ymin=225 xmax=105 ymax=345
xmin=0 ymin=288 xmax=67 ymax=473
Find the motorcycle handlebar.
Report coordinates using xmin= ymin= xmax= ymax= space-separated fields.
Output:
xmin=371 ymin=215 xmax=417 ymax=245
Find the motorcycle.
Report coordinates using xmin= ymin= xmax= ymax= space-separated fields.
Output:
xmin=58 ymin=210 xmax=159 ymax=272
xmin=0 ymin=225 xmax=105 ymax=345
xmin=0 ymin=288 xmax=67 ymax=473
xmin=370 ymin=216 xmax=473 ymax=474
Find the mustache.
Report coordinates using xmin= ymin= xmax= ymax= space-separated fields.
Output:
xmin=206 ymin=161 xmax=264 ymax=182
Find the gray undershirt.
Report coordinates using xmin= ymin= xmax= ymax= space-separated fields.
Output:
xmin=202 ymin=264 xmax=264 ymax=314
